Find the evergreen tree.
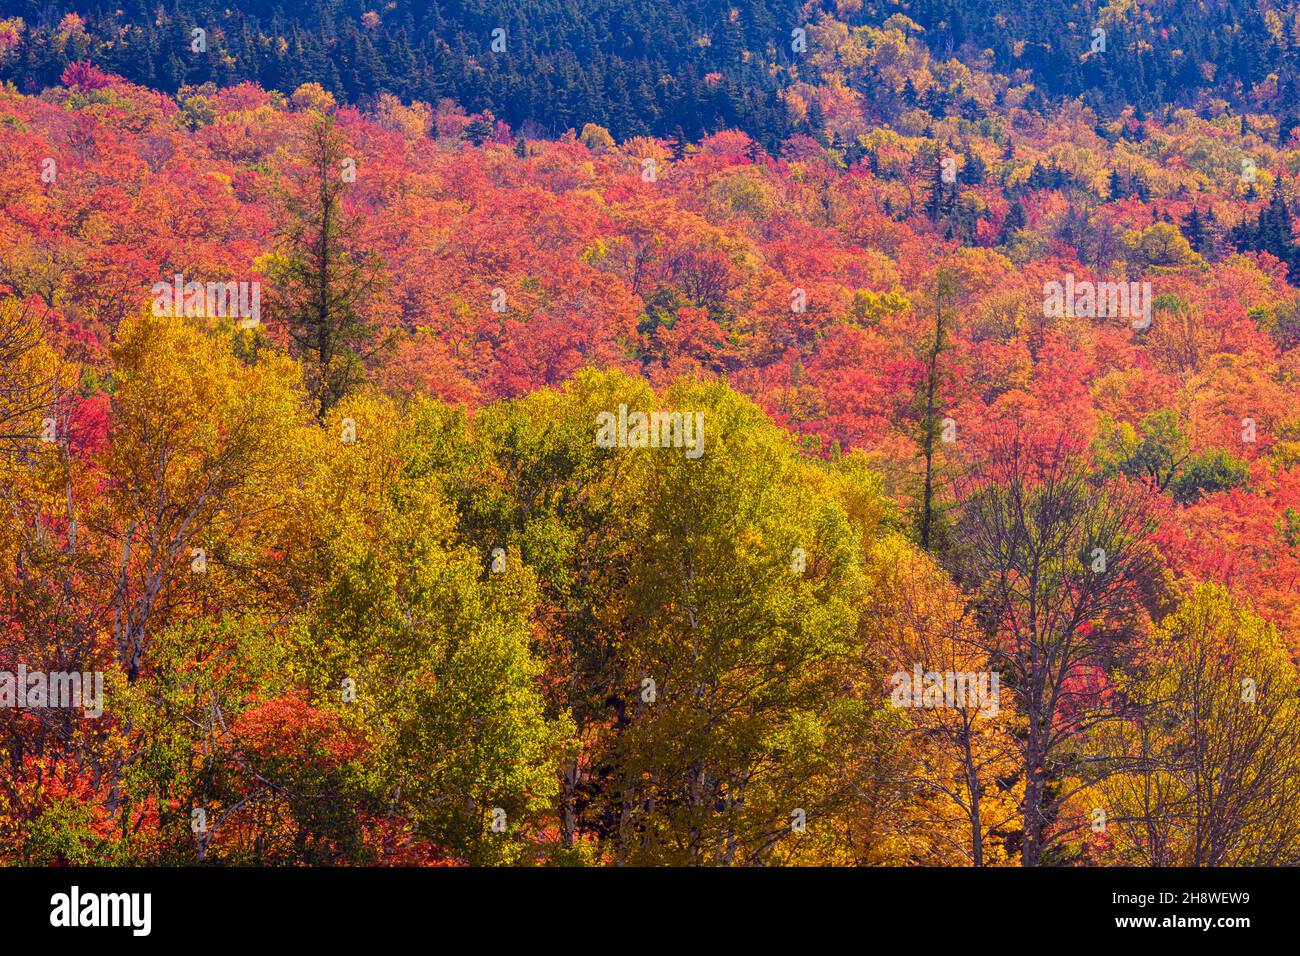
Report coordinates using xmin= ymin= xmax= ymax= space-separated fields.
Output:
xmin=1000 ymin=198 xmax=1027 ymax=244
xmin=268 ymin=115 xmax=387 ymax=416
xmin=1182 ymin=204 xmax=1207 ymax=256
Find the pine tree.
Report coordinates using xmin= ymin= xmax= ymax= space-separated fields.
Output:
xmin=918 ymin=270 xmax=954 ymax=550
xmin=1000 ymin=198 xmax=1027 ymax=244
xmin=1182 ymin=204 xmax=1207 ymax=256
xmin=925 ymin=160 xmax=949 ymax=221
xmin=961 ymin=149 xmax=986 ymax=185
xmin=268 ymin=116 xmax=387 ymax=417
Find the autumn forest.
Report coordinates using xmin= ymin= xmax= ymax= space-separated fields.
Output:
xmin=2 ymin=1 xmax=1300 ymax=873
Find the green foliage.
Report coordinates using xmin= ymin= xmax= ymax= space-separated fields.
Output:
xmin=1098 ymin=584 xmax=1300 ymax=865
xmin=22 ymin=800 xmax=127 ymax=866
xmin=1171 ymin=448 xmax=1250 ymax=503
xmin=1095 ymin=409 xmax=1190 ymax=493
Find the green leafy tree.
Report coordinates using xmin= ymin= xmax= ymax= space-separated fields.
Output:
xmin=1096 ymin=584 xmax=1300 ymax=865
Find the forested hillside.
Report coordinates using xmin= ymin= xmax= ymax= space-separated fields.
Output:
xmin=2 ymin=6 xmax=1300 ymax=868
xmin=3 ymin=1 xmax=1300 ymax=143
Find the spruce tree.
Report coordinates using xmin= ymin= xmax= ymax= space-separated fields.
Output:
xmin=269 ymin=115 xmax=387 ymax=417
